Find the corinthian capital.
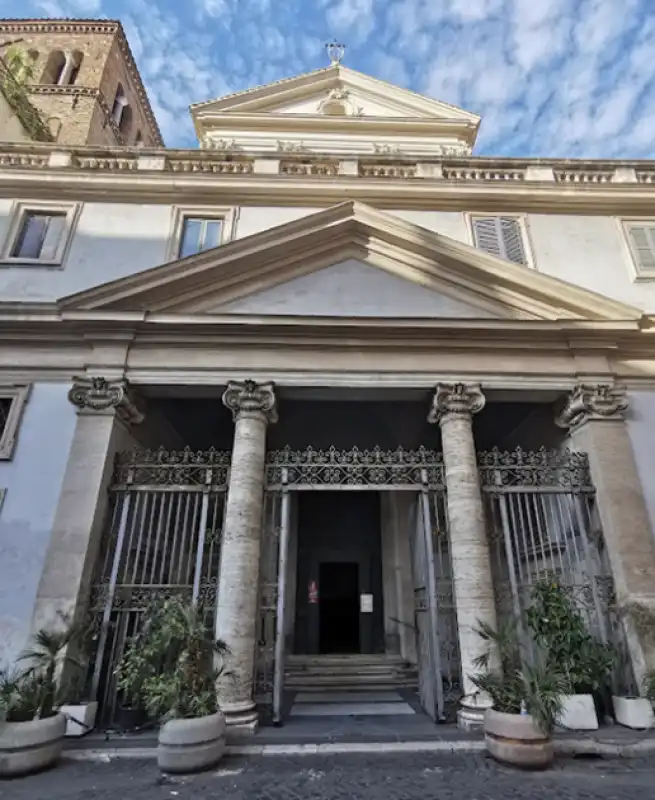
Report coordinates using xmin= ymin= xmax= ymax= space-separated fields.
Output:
xmin=222 ymin=380 xmax=278 ymax=423
xmin=428 ymin=382 xmax=485 ymax=424
xmin=556 ymin=383 xmax=628 ymax=431
xmin=68 ymin=376 xmax=144 ymax=425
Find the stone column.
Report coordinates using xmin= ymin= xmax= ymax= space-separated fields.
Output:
xmin=31 ymin=377 xmax=143 ymax=633
xmin=556 ymin=384 xmax=655 ymax=684
xmin=428 ymin=382 xmax=498 ymax=728
xmin=215 ymin=380 xmax=277 ymax=737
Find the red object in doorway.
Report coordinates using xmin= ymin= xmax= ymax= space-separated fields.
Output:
xmin=308 ymin=579 xmax=319 ymax=604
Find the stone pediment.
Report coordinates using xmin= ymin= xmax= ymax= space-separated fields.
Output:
xmin=59 ymin=201 xmax=642 ymax=323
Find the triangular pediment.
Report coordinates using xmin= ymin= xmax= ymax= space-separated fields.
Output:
xmin=192 ymin=65 xmax=479 ymax=123
xmin=59 ymin=202 xmax=642 ymax=324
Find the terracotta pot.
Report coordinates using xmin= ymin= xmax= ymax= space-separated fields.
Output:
xmin=484 ymin=709 xmax=554 ymax=770
xmin=157 ymin=711 xmax=226 ymax=773
xmin=0 ymin=713 xmax=66 ymax=778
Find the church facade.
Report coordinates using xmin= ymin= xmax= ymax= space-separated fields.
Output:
xmin=1 ymin=37 xmax=655 ymax=735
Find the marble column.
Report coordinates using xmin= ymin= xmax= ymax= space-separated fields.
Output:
xmin=428 ymin=382 xmax=498 ymax=728
xmin=31 ymin=376 xmax=143 ymax=633
xmin=556 ymin=383 xmax=655 ymax=685
xmin=215 ymin=380 xmax=277 ymax=737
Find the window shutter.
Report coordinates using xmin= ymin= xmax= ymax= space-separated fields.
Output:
xmin=472 ymin=216 xmax=528 ymax=265
xmin=627 ymin=225 xmax=655 ymax=273
xmin=499 ymin=217 xmax=527 ymax=265
xmin=472 ymin=216 xmax=503 ymax=258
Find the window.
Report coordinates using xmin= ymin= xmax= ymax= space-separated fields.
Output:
xmin=2 ymin=202 xmax=80 ymax=265
xmin=68 ymin=51 xmax=83 ymax=85
xmin=179 ymin=217 xmax=224 ymax=257
xmin=0 ymin=385 xmax=31 ymax=460
xmin=41 ymin=50 xmax=66 ymax=85
xmin=134 ymin=130 xmax=143 ymax=147
xmin=112 ymin=83 xmax=128 ymax=125
xmin=623 ymin=221 xmax=655 ymax=279
xmin=471 ymin=216 xmax=529 ymax=265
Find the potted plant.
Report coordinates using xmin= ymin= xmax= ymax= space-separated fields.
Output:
xmin=612 ymin=602 xmax=655 ymax=729
xmin=0 ymin=614 xmax=82 ymax=777
xmin=471 ymin=620 xmax=565 ymax=770
xmin=117 ymin=597 xmax=230 ymax=773
xmin=528 ymin=579 xmax=614 ymax=731
xmin=114 ymin=639 xmax=152 ymax=732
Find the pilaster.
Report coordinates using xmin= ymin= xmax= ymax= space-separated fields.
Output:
xmin=215 ymin=380 xmax=277 ymax=738
xmin=556 ymin=383 xmax=655 ymax=684
xmin=429 ymin=382 xmax=498 ymax=728
xmin=31 ymin=377 xmax=143 ymax=634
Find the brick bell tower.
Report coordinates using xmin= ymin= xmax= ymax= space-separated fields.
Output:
xmin=0 ymin=18 xmax=163 ymax=146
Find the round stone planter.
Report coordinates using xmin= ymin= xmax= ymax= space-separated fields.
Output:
xmin=484 ymin=709 xmax=554 ymax=770
xmin=157 ymin=711 xmax=226 ymax=774
xmin=0 ymin=713 xmax=66 ymax=778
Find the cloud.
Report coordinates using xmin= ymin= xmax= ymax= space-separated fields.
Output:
xmin=8 ymin=0 xmax=655 ymax=157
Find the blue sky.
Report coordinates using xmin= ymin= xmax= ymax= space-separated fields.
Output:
xmin=3 ymin=0 xmax=654 ymax=157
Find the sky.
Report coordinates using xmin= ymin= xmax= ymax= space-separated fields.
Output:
xmin=3 ymin=0 xmax=654 ymax=158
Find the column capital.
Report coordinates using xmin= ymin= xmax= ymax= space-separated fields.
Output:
xmin=68 ymin=376 xmax=144 ymax=425
xmin=555 ymin=383 xmax=628 ymax=431
xmin=222 ymin=380 xmax=278 ymax=424
xmin=428 ymin=382 xmax=485 ymax=424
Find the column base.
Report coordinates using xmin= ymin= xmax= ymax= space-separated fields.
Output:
xmin=222 ymin=701 xmax=259 ymax=742
xmin=457 ymin=693 xmax=492 ymax=731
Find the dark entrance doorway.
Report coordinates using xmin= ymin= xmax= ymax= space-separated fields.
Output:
xmin=319 ymin=562 xmax=360 ymax=653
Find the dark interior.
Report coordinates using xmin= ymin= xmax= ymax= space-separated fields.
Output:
xmin=319 ymin=562 xmax=360 ymax=653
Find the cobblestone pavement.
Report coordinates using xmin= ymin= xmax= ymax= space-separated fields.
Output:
xmin=2 ymin=753 xmax=655 ymax=800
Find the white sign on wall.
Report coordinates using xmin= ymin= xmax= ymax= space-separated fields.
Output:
xmin=360 ymin=593 xmax=373 ymax=613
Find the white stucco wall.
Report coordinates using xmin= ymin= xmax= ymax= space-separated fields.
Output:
xmin=0 ymin=201 xmax=654 ymax=312
xmin=217 ymin=258 xmax=499 ymax=317
xmin=626 ymin=391 xmax=655 ymax=540
xmin=0 ymin=383 xmax=76 ymax=665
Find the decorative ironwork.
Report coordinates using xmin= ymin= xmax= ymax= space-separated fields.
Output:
xmin=266 ymin=446 xmax=444 ymax=489
xmin=478 ymin=447 xmax=593 ymax=491
xmin=112 ymin=447 xmax=230 ymax=489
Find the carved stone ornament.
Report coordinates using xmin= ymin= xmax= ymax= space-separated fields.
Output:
xmin=372 ymin=143 xmax=400 ymax=155
xmin=428 ymin=382 xmax=486 ymax=423
xmin=276 ymin=140 xmax=308 ymax=153
xmin=555 ymin=383 xmax=628 ymax=431
xmin=201 ymin=138 xmax=238 ymax=151
xmin=68 ymin=376 xmax=144 ymax=425
xmin=433 ymin=143 xmax=471 ymax=156
xmin=222 ymin=380 xmax=278 ymax=424
xmin=318 ymin=86 xmax=355 ymax=116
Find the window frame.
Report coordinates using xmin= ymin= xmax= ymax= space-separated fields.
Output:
xmin=464 ymin=212 xmax=536 ymax=269
xmin=1 ymin=201 xmax=81 ymax=267
xmin=166 ymin=206 xmax=238 ymax=261
xmin=619 ymin=218 xmax=655 ymax=281
xmin=0 ymin=384 xmax=31 ymax=460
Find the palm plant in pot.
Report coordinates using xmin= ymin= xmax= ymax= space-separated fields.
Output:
xmin=471 ymin=620 xmax=566 ymax=770
xmin=528 ymin=579 xmax=615 ymax=731
xmin=116 ymin=596 xmax=230 ymax=773
xmin=0 ymin=613 xmax=83 ymax=777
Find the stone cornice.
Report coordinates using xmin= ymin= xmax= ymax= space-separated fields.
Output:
xmin=1 ymin=143 xmax=655 ymax=212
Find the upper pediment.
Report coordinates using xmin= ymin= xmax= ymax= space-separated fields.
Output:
xmin=59 ymin=202 xmax=642 ymax=325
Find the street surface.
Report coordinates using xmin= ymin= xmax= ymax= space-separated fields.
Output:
xmin=1 ymin=752 xmax=655 ymax=799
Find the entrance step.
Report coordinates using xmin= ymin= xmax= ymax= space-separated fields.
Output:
xmin=285 ymin=654 xmax=418 ymax=692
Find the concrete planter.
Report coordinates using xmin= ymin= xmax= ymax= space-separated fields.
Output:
xmin=157 ymin=711 xmax=226 ymax=773
xmin=0 ymin=713 xmax=66 ymax=778
xmin=59 ymin=702 xmax=98 ymax=737
xmin=557 ymin=694 xmax=598 ymax=730
xmin=484 ymin=709 xmax=554 ymax=769
xmin=613 ymin=696 xmax=654 ymax=730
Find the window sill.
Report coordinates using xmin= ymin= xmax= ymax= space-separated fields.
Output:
xmin=0 ymin=258 xmax=64 ymax=268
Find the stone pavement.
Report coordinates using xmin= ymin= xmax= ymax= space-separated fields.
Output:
xmin=2 ymin=752 xmax=655 ymax=800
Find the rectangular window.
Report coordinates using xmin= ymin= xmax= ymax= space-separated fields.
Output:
xmin=179 ymin=217 xmax=224 ymax=258
xmin=0 ymin=385 xmax=31 ymax=460
xmin=471 ymin=216 xmax=528 ymax=265
xmin=11 ymin=211 xmax=67 ymax=260
xmin=623 ymin=222 xmax=655 ymax=278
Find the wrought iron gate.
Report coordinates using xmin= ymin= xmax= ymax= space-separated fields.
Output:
xmin=479 ymin=447 xmax=629 ymax=686
xmin=260 ymin=446 xmax=454 ymax=721
xmin=88 ymin=448 xmax=229 ymax=725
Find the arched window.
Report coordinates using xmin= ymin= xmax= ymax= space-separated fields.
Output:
xmin=134 ymin=130 xmax=143 ymax=147
xmin=68 ymin=51 xmax=83 ymax=85
xmin=41 ymin=50 xmax=66 ymax=85
xmin=119 ymin=104 xmax=133 ymax=136
xmin=111 ymin=83 xmax=127 ymax=125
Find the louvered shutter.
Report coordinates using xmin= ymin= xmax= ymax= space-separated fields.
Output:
xmin=472 ymin=216 xmax=528 ymax=265
xmin=627 ymin=225 xmax=655 ymax=274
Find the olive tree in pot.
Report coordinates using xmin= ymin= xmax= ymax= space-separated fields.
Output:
xmin=0 ymin=614 xmax=82 ymax=777
xmin=528 ymin=579 xmax=614 ymax=731
xmin=613 ymin=602 xmax=655 ymax=729
xmin=117 ymin=597 xmax=230 ymax=774
xmin=472 ymin=620 xmax=565 ymax=770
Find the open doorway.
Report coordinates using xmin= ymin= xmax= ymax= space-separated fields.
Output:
xmin=319 ymin=562 xmax=360 ymax=653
